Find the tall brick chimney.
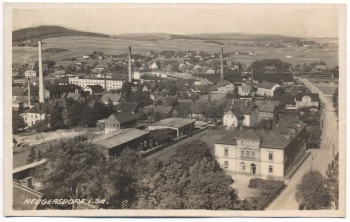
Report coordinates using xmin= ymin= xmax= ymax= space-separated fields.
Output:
xmin=220 ymin=48 xmax=224 ymax=82
xmin=128 ymin=46 xmax=132 ymax=83
xmin=38 ymin=41 xmax=44 ymax=103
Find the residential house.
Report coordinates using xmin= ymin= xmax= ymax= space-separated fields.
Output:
xmin=25 ymin=102 xmax=54 ymax=127
xmin=257 ymin=82 xmax=280 ymax=97
xmin=104 ymin=111 xmax=137 ymax=134
xmin=215 ymin=114 xmax=307 ymax=178
xmin=223 ymin=99 xmax=260 ymax=129
xmin=115 ymin=102 xmax=140 ymax=114
xmin=101 ymin=93 xmax=122 ymax=106
xmin=83 ymin=85 xmax=104 ymax=95
xmin=155 ymin=96 xmax=178 ymax=107
xmin=238 ymin=83 xmax=251 ymax=97
xmin=295 ymin=93 xmax=320 ymax=110
xmin=254 ymin=100 xmax=280 ymax=120
xmin=154 ymin=105 xmax=178 ymax=118
xmin=213 ymin=80 xmax=235 ymax=93
xmin=189 ymin=103 xmax=206 ymax=119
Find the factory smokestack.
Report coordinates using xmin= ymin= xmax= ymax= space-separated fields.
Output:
xmin=128 ymin=46 xmax=132 ymax=83
xmin=220 ymin=48 xmax=224 ymax=82
xmin=104 ymin=72 xmax=107 ymax=92
xmin=251 ymin=68 xmax=255 ymax=98
xmin=38 ymin=41 xmax=44 ymax=103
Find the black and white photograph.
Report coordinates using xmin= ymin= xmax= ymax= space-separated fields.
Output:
xmin=2 ymin=2 xmax=347 ymax=217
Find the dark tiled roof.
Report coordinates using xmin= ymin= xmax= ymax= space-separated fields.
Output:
xmin=12 ymin=87 xmax=26 ymax=97
xmin=116 ymin=102 xmax=139 ymax=112
xmin=193 ymin=74 xmax=221 ymax=85
xmin=220 ymin=128 xmax=261 ymax=143
xmin=259 ymin=130 xmax=289 ymax=148
xmin=111 ymin=111 xmax=136 ymax=124
xmin=253 ymin=73 xmax=294 ymax=84
xmin=190 ymin=103 xmax=206 ymax=114
xmin=101 ymin=93 xmax=121 ymax=102
xmin=155 ymin=96 xmax=178 ymax=107
xmin=154 ymin=105 xmax=174 ymax=115
xmin=26 ymin=102 xmax=54 ymax=114
xmin=296 ymin=93 xmax=320 ymax=102
xmin=86 ymin=85 xmax=103 ymax=92
xmin=258 ymin=81 xmax=279 ymax=90
xmin=254 ymin=100 xmax=280 ymax=113
xmin=215 ymin=80 xmax=232 ymax=88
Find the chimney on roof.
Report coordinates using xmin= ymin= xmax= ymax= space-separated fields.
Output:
xmin=128 ymin=46 xmax=132 ymax=83
xmin=220 ymin=48 xmax=224 ymax=82
xmin=38 ymin=41 xmax=44 ymax=103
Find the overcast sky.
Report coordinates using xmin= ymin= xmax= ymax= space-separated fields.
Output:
xmin=12 ymin=4 xmax=341 ymax=38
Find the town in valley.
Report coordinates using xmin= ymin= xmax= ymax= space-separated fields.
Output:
xmin=11 ymin=21 xmax=340 ymax=211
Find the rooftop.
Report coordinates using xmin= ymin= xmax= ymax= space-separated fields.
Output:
xmin=254 ymin=100 xmax=280 ymax=113
xmin=150 ymin=118 xmax=195 ymax=128
xmin=90 ymin=128 xmax=148 ymax=149
xmin=13 ymin=182 xmax=44 ymax=210
xmin=258 ymin=81 xmax=279 ymax=90
xmin=101 ymin=93 xmax=122 ymax=102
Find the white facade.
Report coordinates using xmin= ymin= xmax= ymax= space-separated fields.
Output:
xmin=215 ymin=138 xmax=262 ymax=175
xmin=257 ymin=84 xmax=280 ymax=97
xmin=223 ymin=111 xmax=239 ymax=129
xmin=216 ymin=83 xmax=235 ymax=93
xmin=25 ymin=112 xmax=47 ymax=127
xmin=215 ymin=141 xmax=285 ymax=178
xmin=68 ymin=77 xmax=123 ymax=91
xmin=296 ymin=95 xmax=319 ymax=109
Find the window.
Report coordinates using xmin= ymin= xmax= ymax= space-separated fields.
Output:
xmin=240 ymin=162 xmax=246 ymax=170
xmin=251 ymin=151 xmax=255 ymax=159
xmin=224 ymin=161 xmax=229 ymax=169
xmin=224 ymin=148 xmax=228 ymax=156
xmin=241 ymin=140 xmax=244 ymax=145
xmin=246 ymin=151 xmax=250 ymax=158
xmin=268 ymin=152 xmax=273 ymax=161
xmin=269 ymin=165 xmax=273 ymax=173
xmin=240 ymin=150 xmax=244 ymax=158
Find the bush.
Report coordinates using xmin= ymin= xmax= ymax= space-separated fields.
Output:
xmin=248 ymin=178 xmax=264 ymax=188
xmin=246 ymin=178 xmax=286 ymax=210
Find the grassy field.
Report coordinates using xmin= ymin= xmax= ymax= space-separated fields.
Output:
xmin=12 ymin=35 xmax=339 ymax=68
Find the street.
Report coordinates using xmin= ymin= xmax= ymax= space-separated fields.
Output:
xmin=266 ymin=77 xmax=339 ymax=210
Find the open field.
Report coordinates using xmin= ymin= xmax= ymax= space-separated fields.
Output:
xmin=12 ymin=35 xmax=339 ymax=68
xmin=306 ymin=78 xmax=338 ymax=96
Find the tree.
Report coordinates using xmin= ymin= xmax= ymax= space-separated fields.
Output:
xmin=27 ymin=147 xmax=38 ymax=163
xmin=121 ymin=81 xmax=133 ymax=101
xmin=133 ymin=140 xmax=241 ymax=210
xmin=80 ymin=107 xmax=96 ymax=127
xmin=333 ymin=88 xmax=338 ymax=116
xmin=306 ymin=126 xmax=322 ymax=148
xmin=296 ymin=171 xmax=331 ymax=210
xmin=49 ymin=104 xmax=65 ymax=130
xmin=206 ymin=105 xmax=222 ymax=121
xmin=42 ymin=140 xmax=107 ymax=209
xmin=105 ymin=149 xmax=149 ymax=209
xmin=66 ymin=101 xmax=83 ymax=127
xmin=12 ymin=111 xmax=26 ymax=133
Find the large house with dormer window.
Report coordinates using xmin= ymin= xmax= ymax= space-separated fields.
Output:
xmin=215 ymin=114 xmax=307 ymax=178
xmin=295 ymin=93 xmax=320 ymax=110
